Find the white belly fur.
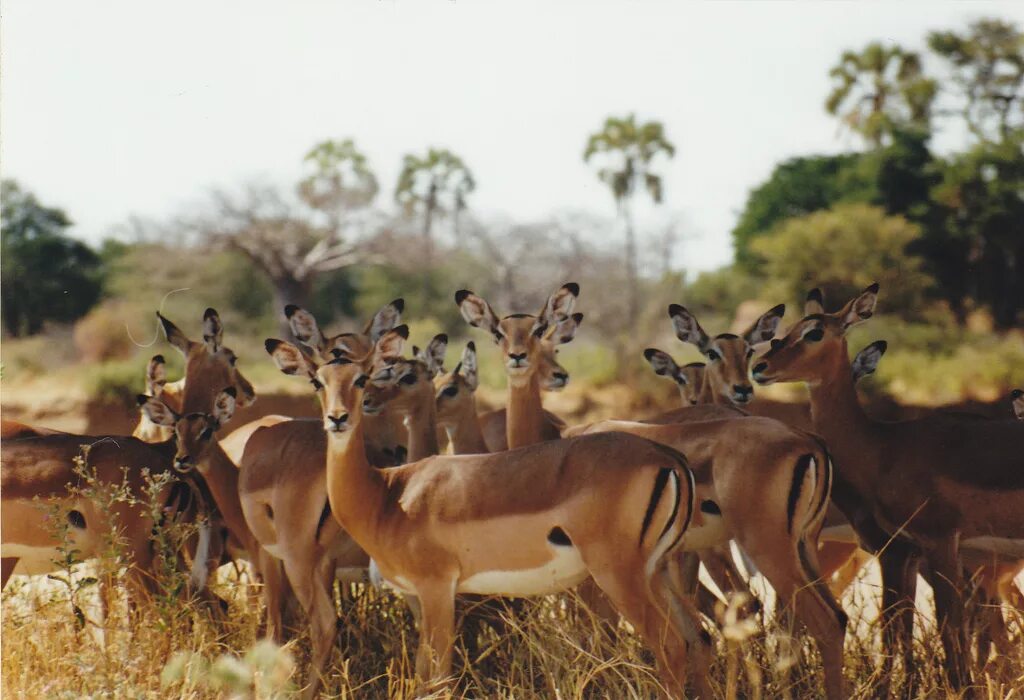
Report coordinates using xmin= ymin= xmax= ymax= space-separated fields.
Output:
xmin=457 ymin=545 xmax=588 ymax=596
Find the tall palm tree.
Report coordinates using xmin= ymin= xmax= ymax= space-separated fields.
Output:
xmin=298 ymin=139 xmax=379 ymax=240
xmin=583 ymin=114 xmax=675 ymax=321
xmin=394 ymin=148 xmax=475 ymax=268
xmin=825 ymin=42 xmax=936 ymax=148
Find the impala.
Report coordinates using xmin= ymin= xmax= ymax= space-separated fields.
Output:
xmin=237 ymin=319 xmax=407 ymax=698
xmin=132 ymin=354 xmax=184 ymax=443
xmin=568 ymin=413 xmax=846 ymax=699
xmin=321 ymin=319 xmax=711 ymax=698
xmin=456 ymin=283 xmax=580 ymax=449
xmin=2 ymin=308 xmax=255 ymax=602
xmin=752 ymin=283 xmax=1024 ymax=690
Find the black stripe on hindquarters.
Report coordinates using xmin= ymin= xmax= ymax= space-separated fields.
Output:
xmin=639 ymin=468 xmax=672 ymax=547
xmin=315 ymin=501 xmax=332 ymax=542
xmin=787 ymin=454 xmax=814 ymax=534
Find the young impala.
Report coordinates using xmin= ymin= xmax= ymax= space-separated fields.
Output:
xmin=322 ymin=290 xmax=711 ymax=699
xmin=752 ymin=283 xmax=1024 ymax=691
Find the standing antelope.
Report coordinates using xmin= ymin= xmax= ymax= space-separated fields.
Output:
xmin=455 ymin=283 xmax=581 ymax=450
xmin=320 ymin=307 xmax=711 ymax=698
xmin=2 ymin=308 xmax=255 ymax=599
xmin=132 ymin=354 xmax=185 ymax=443
xmin=752 ymin=283 xmax=1024 ymax=691
xmin=238 ymin=318 xmax=407 ymax=698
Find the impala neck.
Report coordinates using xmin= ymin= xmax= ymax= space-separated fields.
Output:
xmin=325 ymin=405 xmax=389 ymax=538
xmin=199 ymin=441 xmax=251 ymax=548
xmin=404 ymin=393 xmax=441 ymax=462
xmin=447 ymin=400 xmax=489 ymax=455
xmin=506 ymin=372 xmax=545 ymax=449
xmin=806 ymin=341 xmax=878 ymax=494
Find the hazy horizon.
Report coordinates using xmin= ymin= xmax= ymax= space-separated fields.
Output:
xmin=3 ymin=0 xmax=1022 ymax=274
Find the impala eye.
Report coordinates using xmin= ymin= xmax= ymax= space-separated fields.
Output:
xmin=400 ymin=373 xmax=417 ymax=385
xmin=441 ymin=385 xmax=458 ymax=398
xmin=199 ymin=427 xmax=214 ymax=442
xmin=706 ymin=349 xmax=720 ymax=362
xmin=746 ymin=349 xmax=754 ymax=359
xmin=354 ymin=374 xmax=368 ymax=389
xmin=310 ymin=377 xmax=324 ymax=391
xmin=803 ymin=328 xmax=825 ymax=343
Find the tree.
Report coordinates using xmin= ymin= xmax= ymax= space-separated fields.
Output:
xmin=931 ymin=133 xmax=1024 ymax=328
xmin=1 ymin=180 xmax=103 ymax=336
xmin=751 ymin=203 xmax=935 ymax=317
xmin=928 ymin=18 xmax=1024 ymax=145
xmin=198 ymin=182 xmax=378 ymax=337
xmin=825 ymin=42 xmax=937 ymax=147
xmin=583 ymin=114 xmax=675 ymax=321
xmin=394 ymin=148 xmax=475 ymax=268
xmin=299 ymin=139 xmax=379 ymax=228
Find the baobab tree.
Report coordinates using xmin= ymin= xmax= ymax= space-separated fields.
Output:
xmin=198 ymin=139 xmax=381 ymax=336
xmin=583 ymin=114 xmax=675 ymax=321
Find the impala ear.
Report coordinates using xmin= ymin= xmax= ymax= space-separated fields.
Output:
xmin=366 ymin=298 xmax=404 ymax=343
xmin=744 ymin=304 xmax=785 ymax=345
xmin=837 ymin=283 xmax=879 ymax=331
xmin=265 ymin=338 xmax=317 ymax=379
xmin=538 ymin=282 xmax=579 ymax=325
xmin=643 ymin=348 xmax=682 ymax=382
xmin=420 ymin=334 xmax=448 ymax=378
xmin=460 ymin=341 xmax=479 ymax=391
xmin=668 ymin=304 xmax=709 ymax=352
xmin=157 ymin=312 xmax=194 ymax=356
xmin=375 ymin=325 xmax=408 ymax=360
xmin=547 ymin=312 xmax=583 ymax=346
xmin=211 ymin=387 xmax=237 ymax=429
xmin=146 ymin=355 xmax=167 ymax=396
xmin=805 ymin=288 xmax=825 ymax=315
xmin=138 ymin=394 xmax=179 ymax=427
xmin=455 ymin=290 xmax=501 ymax=339
xmin=285 ymin=305 xmax=326 ymax=355
xmin=202 ymin=308 xmax=224 ymax=353
xmin=851 ymin=340 xmax=887 ymax=382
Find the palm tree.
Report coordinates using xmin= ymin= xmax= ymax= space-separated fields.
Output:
xmin=394 ymin=148 xmax=475 ymax=268
xmin=583 ymin=114 xmax=675 ymax=321
xmin=825 ymin=42 xmax=936 ymax=148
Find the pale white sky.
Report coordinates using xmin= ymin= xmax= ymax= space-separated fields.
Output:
xmin=3 ymin=0 xmax=1021 ymax=273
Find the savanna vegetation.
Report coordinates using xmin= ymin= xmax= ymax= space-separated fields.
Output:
xmin=2 ymin=15 xmax=1023 ymax=700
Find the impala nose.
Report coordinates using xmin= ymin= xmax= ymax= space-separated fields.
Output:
xmin=733 ymin=384 xmax=753 ymax=402
xmin=173 ymin=457 xmax=194 ymax=473
xmin=508 ymin=352 xmax=528 ymax=368
xmin=325 ymin=413 xmax=349 ymax=432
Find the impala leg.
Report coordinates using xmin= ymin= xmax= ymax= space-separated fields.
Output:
xmin=878 ymin=542 xmax=919 ymax=698
xmin=283 ymin=555 xmax=338 ymax=699
xmin=257 ymin=549 xmax=286 ymax=643
xmin=413 ymin=579 xmax=457 ymax=693
xmin=744 ymin=537 xmax=847 ymax=700
xmin=1 ymin=558 xmax=18 ymax=589
xmin=927 ymin=536 xmax=970 ymax=692
xmin=701 ymin=546 xmax=760 ymax=615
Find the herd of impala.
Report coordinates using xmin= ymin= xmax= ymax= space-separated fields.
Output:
xmin=2 ymin=281 xmax=1022 ymax=699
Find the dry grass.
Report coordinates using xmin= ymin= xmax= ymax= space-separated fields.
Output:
xmin=3 ymin=551 xmax=1023 ymax=699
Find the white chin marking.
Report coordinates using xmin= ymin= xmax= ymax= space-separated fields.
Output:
xmin=458 ymin=547 xmax=587 ymax=596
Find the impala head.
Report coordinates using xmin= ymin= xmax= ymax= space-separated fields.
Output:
xmin=668 ymin=302 xmax=785 ymax=404
xmin=752 ymin=283 xmax=879 ymax=386
xmin=266 ymin=322 xmax=408 ymax=434
xmin=145 ymin=354 xmax=168 ymax=398
xmin=1012 ymin=389 xmax=1024 ymax=420
xmin=435 ymin=341 xmax=480 ymax=428
xmin=643 ymin=349 xmax=705 ymax=406
xmin=138 ymin=387 xmax=236 ymax=473
xmin=363 ymin=334 xmax=448 ymax=417
xmin=456 ymin=283 xmax=580 ymax=386
xmin=285 ymin=298 xmax=404 ymax=362
xmin=158 ymin=308 xmax=256 ymax=414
